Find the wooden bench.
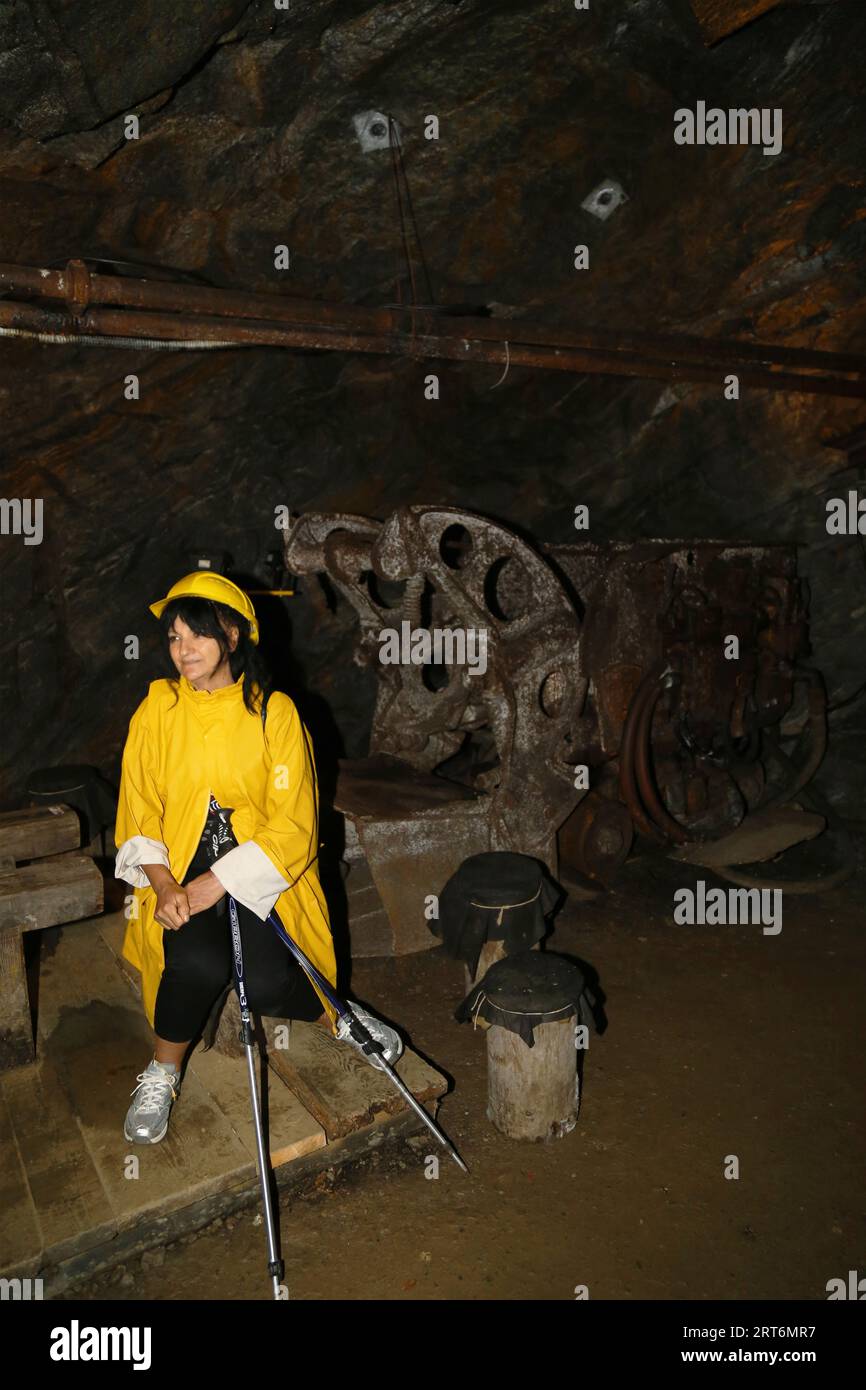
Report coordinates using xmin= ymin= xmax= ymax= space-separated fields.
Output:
xmin=0 ymin=806 xmax=103 ymax=1070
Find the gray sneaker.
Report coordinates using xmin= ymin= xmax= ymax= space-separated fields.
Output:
xmin=124 ymin=1059 xmax=181 ymax=1144
xmin=335 ymin=1002 xmax=403 ymax=1066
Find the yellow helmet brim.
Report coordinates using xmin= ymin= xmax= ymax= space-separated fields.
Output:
xmin=149 ymin=574 xmax=260 ymax=644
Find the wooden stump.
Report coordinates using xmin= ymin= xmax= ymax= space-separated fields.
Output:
xmin=464 ymin=940 xmax=506 ymax=998
xmin=463 ymin=941 xmax=506 ymax=1030
xmin=486 ymin=1013 xmax=579 ymax=1141
xmin=464 ymin=940 xmax=541 ymax=1030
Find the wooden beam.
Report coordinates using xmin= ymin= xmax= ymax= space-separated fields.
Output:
xmin=0 ymin=805 xmax=81 ymax=863
xmin=262 ymin=1013 xmax=447 ymax=1140
xmin=2 ymin=1055 xmax=115 ymax=1266
xmin=0 ymin=854 xmax=103 ymax=1072
xmin=0 ymin=925 xmax=33 ymax=1068
xmin=0 ymin=855 xmax=103 ymax=934
xmin=0 ymin=1083 xmax=42 ymax=1273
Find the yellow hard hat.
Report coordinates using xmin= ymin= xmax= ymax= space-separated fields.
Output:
xmin=149 ymin=571 xmax=260 ymax=644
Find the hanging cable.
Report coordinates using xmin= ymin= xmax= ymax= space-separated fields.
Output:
xmin=0 ymin=325 xmax=245 ymax=350
xmin=490 ymin=340 xmax=510 ymax=389
xmin=390 ymin=123 xmax=435 ymax=306
xmin=389 ymin=116 xmax=418 ymax=341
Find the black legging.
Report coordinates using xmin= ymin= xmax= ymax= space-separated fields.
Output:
xmin=153 ymin=839 xmax=325 ymax=1042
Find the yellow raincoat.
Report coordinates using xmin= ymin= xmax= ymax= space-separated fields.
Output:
xmin=114 ymin=672 xmax=338 ymax=1034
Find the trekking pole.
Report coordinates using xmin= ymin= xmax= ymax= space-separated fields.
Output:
xmin=227 ymin=895 xmax=285 ymax=1300
xmin=256 ymin=901 xmax=470 ymax=1175
xmin=209 ymin=796 xmax=469 ymax=1183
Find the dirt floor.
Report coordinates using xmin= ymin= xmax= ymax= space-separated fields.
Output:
xmin=59 ymin=852 xmax=865 ymax=1302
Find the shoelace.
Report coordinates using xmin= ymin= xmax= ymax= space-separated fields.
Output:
xmin=130 ymin=1069 xmax=178 ymax=1111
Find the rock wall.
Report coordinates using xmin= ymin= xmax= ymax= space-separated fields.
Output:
xmin=1 ymin=0 xmax=863 ymax=821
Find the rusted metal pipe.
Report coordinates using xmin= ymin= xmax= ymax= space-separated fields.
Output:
xmin=0 ymin=260 xmax=863 ymax=396
xmin=634 ymin=668 xmax=692 ymax=845
xmin=618 ymin=670 xmax=668 ymax=843
xmin=1 ymin=259 xmax=862 ymax=374
xmin=1 ymin=296 xmax=861 ymax=396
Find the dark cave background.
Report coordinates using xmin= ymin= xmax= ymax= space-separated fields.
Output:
xmin=1 ymin=0 xmax=864 ymax=832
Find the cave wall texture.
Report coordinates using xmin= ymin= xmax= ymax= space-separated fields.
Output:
xmin=0 ymin=0 xmax=864 ymax=821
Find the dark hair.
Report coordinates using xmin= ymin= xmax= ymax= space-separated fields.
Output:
xmin=158 ymin=595 xmax=274 ymax=726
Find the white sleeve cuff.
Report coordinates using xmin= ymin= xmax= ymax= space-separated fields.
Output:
xmin=115 ymin=835 xmax=170 ymax=889
xmin=209 ymin=840 xmax=291 ymax=921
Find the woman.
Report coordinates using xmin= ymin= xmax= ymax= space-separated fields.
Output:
xmin=115 ymin=571 xmax=401 ymax=1144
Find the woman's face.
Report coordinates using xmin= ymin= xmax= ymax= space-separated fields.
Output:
xmin=168 ymin=614 xmax=239 ymax=690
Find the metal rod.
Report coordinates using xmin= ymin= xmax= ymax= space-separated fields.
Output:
xmin=1 ymin=295 xmax=862 ymax=397
xmin=264 ymin=906 xmax=470 ymax=1173
xmin=228 ymin=895 xmax=285 ymax=1301
xmin=366 ymin=1049 xmax=470 ymax=1174
xmin=243 ymin=1038 xmax=283 ymax=1300
xmin=0 ymin=259 xmax=863 ymax=396
xmin=1 ymin=258 xmax=862 ymax=374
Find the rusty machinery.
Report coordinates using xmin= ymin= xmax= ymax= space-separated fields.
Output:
xmin=283 ymin=507 xmax=821 ymax=954
xmin=549 ymin=539 xmax=818 ymax=882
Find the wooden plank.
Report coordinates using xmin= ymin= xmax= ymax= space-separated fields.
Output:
xmin=35 ymin=921 xmax=268 ymax=1237
xmin=2 ymin=911 xmax=439 ymax=1287
xmin=99 ymin=911 xmax=327 ymax=1165
xmin=0 ymin=805 xmax=81 ymax=862
xmin=0 ymin=854 xmax=103 ymax=932
xmin=0 ymin=1082 xmax=42 ymax=1275
xmin=0 ymin=922 xmax=34 ymax=1069
xmin=265 ymin=1016 xmax=447 ymax=1140
xmin=188 ymin=1044 xmax=326 ymax=1169
xmin=1 ymin=1054 xmax=115 ymax=1269
xmin=45 ymin=1104 xmax=426 ymax=1294
xmin=686 ymin=0 xmax=785 ymax=46
xmin=102 ymin=908 xmax=443 ymax=1151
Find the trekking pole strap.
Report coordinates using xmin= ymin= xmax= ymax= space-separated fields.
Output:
xmin=227 ymin=896 xmax=256 ymax=1045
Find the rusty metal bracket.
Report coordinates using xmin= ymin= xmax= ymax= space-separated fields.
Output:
xmin=63 ymin=259 xmax=92 ymax=318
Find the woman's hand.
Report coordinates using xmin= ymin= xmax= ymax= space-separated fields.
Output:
xmin=185 ymin=869 xmax=226 ymax=916
xmin=142 ymin=864 xmax=191 ymax=931
xmin=154 ymin=880 xmax=192 ymax=930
